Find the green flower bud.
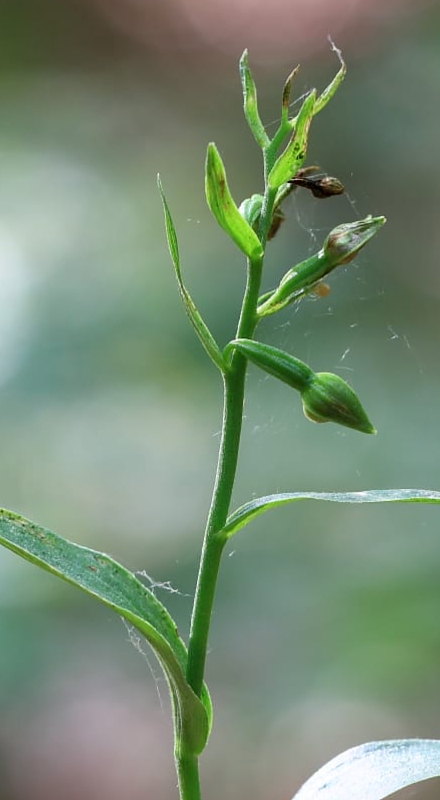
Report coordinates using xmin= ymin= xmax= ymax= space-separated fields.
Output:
xmin=239 ymin=194 xmax=264 ymax=229
xmin=227 ymin=339 xmax=376 ymax=435
xmin=324 ymin=215 xmax=386 ymax=266
xmin=257 ymin=214 xmax=386 ymax=317
xmin=301 ymin=372 xmax=376 ymax=434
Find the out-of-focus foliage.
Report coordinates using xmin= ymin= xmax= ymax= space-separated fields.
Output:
xmin=1 ymin=2 xmax=440 ymax=799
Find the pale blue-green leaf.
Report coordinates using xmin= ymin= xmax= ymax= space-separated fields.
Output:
xmin=157 ymin=175 xmax=225 ymax=373
xmin=0 ymin=508 xmax=211 ymax=755
xmin=223 ymin=489 xmax=440 ymax=538
xmin=292 ymin=739 xmax=440 ymax=800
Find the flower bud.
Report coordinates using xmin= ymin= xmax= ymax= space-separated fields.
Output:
xmin=324 ymin=215 xmax=386 ymax=266
xmin=257 ymin=215 xmax=385 ymax=317
xmin=227 ymin=340 xmax=375 ymax=435
xmin=301 ymin=372 xmax=376 ymax=434
xmin=239 ymin=194 xmax=263 ymax=229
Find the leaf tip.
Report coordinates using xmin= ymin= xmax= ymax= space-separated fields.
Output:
xmin=327 ymin=35 xmax=346 ymax=71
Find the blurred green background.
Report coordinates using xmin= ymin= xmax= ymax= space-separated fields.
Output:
xmin=1 ymin=1 xmax=440 ymax=798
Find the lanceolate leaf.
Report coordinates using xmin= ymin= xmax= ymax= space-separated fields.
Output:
xmin=157 ymin=175 xmax=225 ymax=373
xmin=0 ymin=509 xmax=211 ymax=755
xmin=292 ymin=739 xmax=440 ymax=800
xmin=222 ymin=489 xmax=440 ymax=538
xmin=205 ymin=143 xmax=264 ymax=261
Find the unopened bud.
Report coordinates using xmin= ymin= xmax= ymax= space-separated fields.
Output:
xmin=227 ymin=339 xmax=375 ymax=435
xmin=324 ymin=215 xmax=386 ymax=266
xmin=301 ymin=372 xmax=376 ymax=434
xmin=239 ymin=194 xmax=264 ymax=229
xmin=258 ymin=215 xmax=385 ymax=318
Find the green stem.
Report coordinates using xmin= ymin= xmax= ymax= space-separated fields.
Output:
xmin=186 ymin=253 xmax=263 ymax=696
xmin=176 ymin=253 xmax=264 ymax=800
xmin=177 ymin=177 xmax=277 ymax=798
xmin=176 ymin=751 xmax=202 ymax=800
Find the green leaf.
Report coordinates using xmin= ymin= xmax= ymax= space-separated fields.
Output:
xmin=0 ymin=508 xmax=211 ymax=755
xmin=239 ymin=50 xmax=270 ymax=149
xmin=205 ymin=143 xmax=264 ymax=261
xmin=223 ymin=489 xmax=440 ymax=538
xmin=292 ymin=739 xmax=440 ymax=800
xmin=268 ymin=89 xmax=316 ymax=190
xmin=157 ymin=175 xmax=225 ymax=373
